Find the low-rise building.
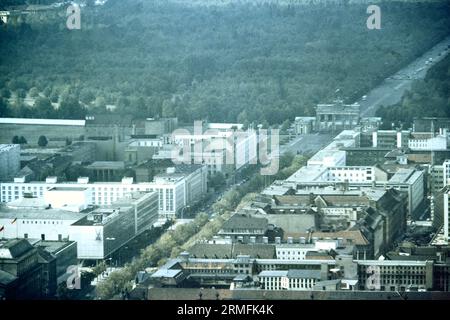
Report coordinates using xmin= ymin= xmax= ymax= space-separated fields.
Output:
xmin=217 ymin=214 xmax=269 ymax=243
xmin=258 ymin=269 xmax=323 ymax=290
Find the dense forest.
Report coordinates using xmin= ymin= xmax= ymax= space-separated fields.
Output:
xmin=0 ymin=0 xmax=450 ymax=125
xmin=376 ymin=54 xmax=450 ymax=129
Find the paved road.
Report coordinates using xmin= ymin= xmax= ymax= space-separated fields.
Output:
xmin=280 ymin=133 xmax=334 ymax=156
xmin=360 ymin=36 xmax=450 ymax=117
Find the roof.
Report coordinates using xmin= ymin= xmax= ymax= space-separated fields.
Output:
xmin=284 ymin=230 xmax=369 ymax=246
xmin=0 ymin=204 xmax=88 ymax=221
xmin=37 ymin=247 xmax=56 ymax=263
xmin=389 ymin=168 xmax=417 ymax=183
xmin=188 ymin=243 xmax=276 ymax=259
xmin=85 ymin=161 xmax=125 ymax=170
xmin=356 ymin=260 xmax=429 ymax=266
xmin=286 ymin=269 xmax=322 ymax=279
xmin=0 ymin=239 xmax=34 ymax=259
xmin=258 ymin=269 xmax=321 ymax=279
xmin=0 ymin=118 xmax=85 ymax=126
xmin=34 ymin=240 xmax=76 ymax=255
xmin=150 ymin=269 xmax=183 ymax=278
xmin=0 ymin=270 xmax=17 ymax=286
xmin=221 ymin=214 xmax=268 ymax=231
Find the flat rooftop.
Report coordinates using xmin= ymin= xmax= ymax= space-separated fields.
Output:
xmin=85 ymin=161 xmax=125 ymax=170
xmin=48 ymin=187 xmax=89 ymax=192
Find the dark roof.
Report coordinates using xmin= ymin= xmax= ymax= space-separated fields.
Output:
xmin=0 ymin=270 xmax=17 ymax=286
xmin=37 ymin=247 xmax=56 ymax=263
xmin=0 ymin=239 xmax=34 ymax=259
xmin=287 ymin=269 xmax=322 ymax=279
xmin=222 ymin=214 xmax=268 ymax=230
xmin=188 ymin=243 xmax=276 ymax=259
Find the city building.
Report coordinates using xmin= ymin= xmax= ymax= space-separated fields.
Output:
xmin=1 ymin=164 xmax=207 ymax=220
xmin=0 ymin=196 xmax=89 ymax=241
xmin=0 ymin=144 xmax=20 ymax=182
xmin=408 ymin=131 xmax=448 ymax=151
xmin=293 ymin=117 xmax=316 ymax=135
xmin=315 ymin=100 xmax=360 ymax=132
xmin=0 ymin=239 xmax=43 ymax=299
xmin=69 ymin=191 xmax=158 ymax=260
xmin=217 ymin=214 xmax=269 ymax=243
xmin=83 ymin=161 xmax=126 ymax=182
xmin=356 ymin=260 xmax=433 ymax=292
xmin=370 ymin=130 xmax=410 ymax=149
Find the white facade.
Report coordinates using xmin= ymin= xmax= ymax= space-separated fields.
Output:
xmin=172 ymin=123 xmax=257 ymax=173
xmin=389 ymin=169 xmax=424 ymax=216
xmin=0 ymin=198 xmax=85 ymax=241
xmin=442 ymin=160 xmax=450 ymax=187
xmin=258 ymin=270 xmax=320 ymax=290
xmin=44 ymin=187 xmax=91 ymax=212
xmin=69 ymin=192 xmax=159 ymax=260
xmin=0 ymin=171 xmax=205 ymax=219
xmin=408 ymin=135 xmax=447 ymax=151
xmin=0 ymin=144 xmax=20 ymax=182
xmin=129 ymin=139 xmax=163 ymax=148
xmin=275 ymin=245 xmax=315 ymax=261
xmin=276 ymin=240 xmax=339 ymax=261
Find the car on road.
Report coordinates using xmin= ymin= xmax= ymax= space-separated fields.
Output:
xmin=361 ymin=95 xmax=367 ymax=101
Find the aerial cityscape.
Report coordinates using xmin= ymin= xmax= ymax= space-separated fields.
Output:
xmin=1 ymin=0 xmax=450 ymax=304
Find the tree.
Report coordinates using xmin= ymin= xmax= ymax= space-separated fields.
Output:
xmin=12 ymin=136 xmax=19 ymax=144
xmin=18 ymin=136 xmax=27 ymax=144
xmin=34 ymin=97 xmax=54 ymax=118
xmin=280 ymin=120 xmax=291 ymax=134
xmin=0 ymin=88 xmax=11 ymax=99
xmin=29 ymin=87 xmax=39 ymax=98
xmin=0 ymin=98 xmax=9 ymax=117
xmin=58 ymin=96 xmax=86 ymax=119
xmin=38 ymin=135 xmax=48 ymax=147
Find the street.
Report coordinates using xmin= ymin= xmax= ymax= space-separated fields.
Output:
xmin=360 ymin=35 xmax=450 ymax=117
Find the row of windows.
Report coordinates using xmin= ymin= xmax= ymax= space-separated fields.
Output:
xmin=22 ymin=220 xmax=64 ymax=225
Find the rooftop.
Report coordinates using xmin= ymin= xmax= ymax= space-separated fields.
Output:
xmin=85 ymin=161 xmax=125 ymax=170
xmin=221 ymin=214 xmax=268 ymax=231
xmin=0 ymin=239 xmax=34 ymax=259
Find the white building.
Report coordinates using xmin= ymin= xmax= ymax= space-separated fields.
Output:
xmin=442 ymin=160 xmax=450 ymax=187
xmin=0 ymin=144 xmax=20 ymax=182
xmin=258 ymin=270 xmax=322 ymax=290
xmin=172 ymin=122 xmax=257 ymax=174
xmin=408 ymin=133 xmax=447 ymax=151
xmin=357 ymin=260 xmax=433 ymax=291
xmin=0 ymin=197 xmax=87 ymax=241
xmin=69 ymin=191 xmax=159 ymax=260
xmin=0 ymin=191 xmax=159 ymax=260
xmin=1 ymin=165 xmax=207 ymax=220
xmin=307 ymin=130 xmax=359 ymax=167
xmin=276 ymin=240 xmax=339 ymax=261
xmin=388 ymin=168 xmax=424 ymax=217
